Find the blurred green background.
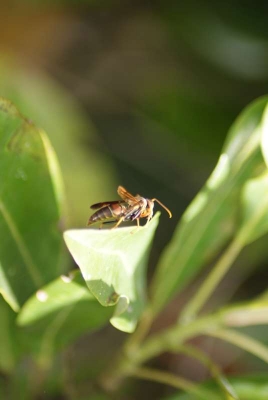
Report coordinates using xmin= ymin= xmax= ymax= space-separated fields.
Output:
xmin=1 ymin=1 xmax=268 ymax=398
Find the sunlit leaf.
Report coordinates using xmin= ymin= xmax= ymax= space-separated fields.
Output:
xmin=64 ymin=214 xmax=160 ymax=333
xmin=238 ymin=172 xmax=268 ymax=244
xmin=261 ymin=103 xmax=268 ymax=168
xmin=0 ymin=98 xmax=64 ymax=311
xmin=151 ymin=96 xmax=268 ymax=316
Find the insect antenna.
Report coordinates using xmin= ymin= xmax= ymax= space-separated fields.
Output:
xmin=152 ymin=198 xmax=172 ymax=218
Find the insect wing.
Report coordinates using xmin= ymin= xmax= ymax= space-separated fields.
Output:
xmin=117 ymin=186 xmax=139 ymax=205
xmin=90 ymin=200 xmax=124 ymax=210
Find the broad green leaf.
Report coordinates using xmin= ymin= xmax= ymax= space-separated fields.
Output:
xmin=165 ymin=375 xmax=268 ymax=400
xmin=17 ymin=271 xmax=113 ymax=363
xmin=151 ymin=97 xmax=268 ymax=316
xmin=0 ymin=98 xmax=64 ymax=311
xmin=64 ymin=213 xmax=160 ymax=333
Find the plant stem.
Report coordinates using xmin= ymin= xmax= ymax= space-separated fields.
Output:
xmin=130 ymin=367 xmax=216 ymax=400
xmin=123 ymin=307 xmax=154 ymax=357
xmin=133 ymin=315 xmax=221 ymax=366
xmin=101 ymin=314 xmax=221 ymax=391
xmin=179 ymin=236 xmax=242 ymax=323
xmin=175 ymin=345 xmax=238 ymax=400
xmin=208 ymin=328 xmax=268 ymax=364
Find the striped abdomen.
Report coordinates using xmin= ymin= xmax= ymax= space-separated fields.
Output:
xmin=88 ymin=203 xmax=126 ymax=226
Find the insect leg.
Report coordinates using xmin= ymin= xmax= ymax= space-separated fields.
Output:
xmin=100 ymin=221 xmax=116 ymax=229
xmin=145 ymin=212 xmax=153 ymax=225
xmin=111 ymin=217 xmax=124 ymax=229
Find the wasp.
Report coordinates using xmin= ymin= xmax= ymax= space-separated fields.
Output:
xmin=88 ymin=186 xmax=172 ymax=229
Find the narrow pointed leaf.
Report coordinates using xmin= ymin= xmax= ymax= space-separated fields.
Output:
xmin=64 ymin=213 xmax=159 ymax=333
xmin=220 ymin=297 xmax=268 ymax=327
xmin=151 ymin=97 xmax=268 ymax=316
xmin=0 ymin=98 xmax=64 ymax=310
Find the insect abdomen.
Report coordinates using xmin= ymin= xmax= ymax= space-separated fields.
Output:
xmin=88 ymin=204 xmax=125 ymax=225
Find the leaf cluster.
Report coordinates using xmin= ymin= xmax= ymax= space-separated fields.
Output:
xmin=1 ymin=95 xmax=268 ymax=399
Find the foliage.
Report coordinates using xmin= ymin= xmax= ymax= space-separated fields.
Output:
xmin=1 ymin=91 xmax=268 ymax=399
xmin=64 ymin=214 xmax=159 ymax=333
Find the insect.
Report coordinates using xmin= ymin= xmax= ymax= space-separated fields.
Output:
xmin=88 ymin=185 xmax=172 ymax=229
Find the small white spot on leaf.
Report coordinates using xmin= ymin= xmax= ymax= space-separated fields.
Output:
xmin=36 ymin=290 xmax=48 ymax=302
xmin=61 ymin=275 xmax=72 ymax=283
xmin=15 ymin=167 xmax=27 ymax=181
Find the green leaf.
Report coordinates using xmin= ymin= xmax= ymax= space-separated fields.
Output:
xmin=164 ymin=375 xmax=268 ymax=400
xmin=64 ymin=213 xmax=160 ymax=333
xmin=150 ymin=96 xmax=268 ymax=316
xmin=17 ymin=271 xmax=113 ymax=364
xmin=176 ymin=168 xmax=268 ymax=322
xmin=0 ymin=98 xmax=64 ymax=311
xmin=239 ymin=171 xmax=268 ymax=244
xmin=17 ymin=270 xmax=113 ymax=326
xmin=261 ymin=103 xmax=268 ymax=168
